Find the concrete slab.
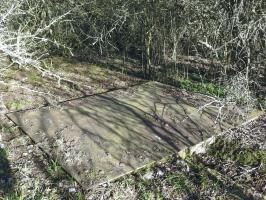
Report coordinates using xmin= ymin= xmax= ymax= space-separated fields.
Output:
xmin=6 ymin=82 xmax=239 ymax=188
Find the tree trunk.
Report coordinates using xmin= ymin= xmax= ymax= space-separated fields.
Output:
xmin=145 ymin=31 xmax=152 ymax=78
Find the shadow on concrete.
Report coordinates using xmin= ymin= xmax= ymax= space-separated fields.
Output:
xmin=7 ymin=82 xmax=226 ymax=188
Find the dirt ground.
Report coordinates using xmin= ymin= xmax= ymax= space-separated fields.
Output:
xmin=0 ymin=57 xmax=265 ymax=200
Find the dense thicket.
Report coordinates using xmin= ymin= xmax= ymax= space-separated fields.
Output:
xmin=1 ymin=0 xmax=266 ymax=95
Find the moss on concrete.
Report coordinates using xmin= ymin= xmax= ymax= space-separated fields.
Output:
xmin=6 ymin=99 xmax=33 ymax=111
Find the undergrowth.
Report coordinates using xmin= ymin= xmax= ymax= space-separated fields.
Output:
xmin=209 ymin=137 xmax=266 ymax=167
xmin=179 ymin=78 xmax=226 ymax=97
